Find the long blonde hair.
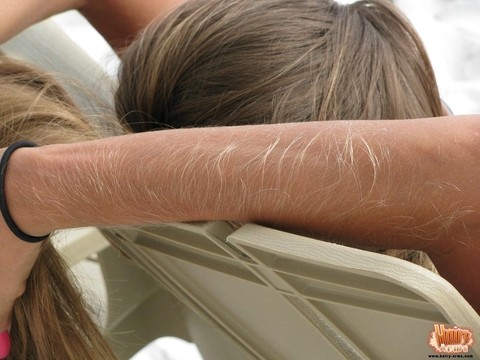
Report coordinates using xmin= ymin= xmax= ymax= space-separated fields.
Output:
xmin=116 ymin=0 xmax=442 ymax=271
xmin=0 ymin=58 xmax=119 ymax=359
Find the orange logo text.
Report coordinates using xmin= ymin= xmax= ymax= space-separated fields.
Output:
xmin=429 ymin=324 xmax=473 ymax=354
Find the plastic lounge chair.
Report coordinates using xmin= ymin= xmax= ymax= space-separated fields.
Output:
xmin=101 ymin=222 xmax=480 ymax=360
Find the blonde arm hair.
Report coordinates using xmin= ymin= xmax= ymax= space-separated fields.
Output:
xmin=6 ymin=116 xmax=480 ymax=313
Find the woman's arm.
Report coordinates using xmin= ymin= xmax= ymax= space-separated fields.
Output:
xmin=0 ymin=229 xmax=41 ymax=332
xmin=0 ymin=0 xmax=183 ymax=47
xmin=0 ymin=0 xmax=85 ymax=43
xmin=79 ymin=0 xmax=185 ymax=49
xmin=5 ymin=116 xmax=480 ymax=312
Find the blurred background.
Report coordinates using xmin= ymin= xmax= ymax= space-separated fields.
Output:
xmin=395 ymin=0 xmax=480 ymax=114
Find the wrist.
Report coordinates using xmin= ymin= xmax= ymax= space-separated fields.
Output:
xmin=0 ymin=142 xmax=50 ymax=243
xmin=3 ymin=146 xmax=55 ymax=237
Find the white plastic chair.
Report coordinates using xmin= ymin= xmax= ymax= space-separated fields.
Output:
xmin=102 ymin=222 xmax=480 ymax=360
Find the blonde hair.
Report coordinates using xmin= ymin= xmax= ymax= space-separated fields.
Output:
xmin=0 ymin=58 xmax=119 ymax=359
xmin=116 ymin=0 xmax=442 ymax=271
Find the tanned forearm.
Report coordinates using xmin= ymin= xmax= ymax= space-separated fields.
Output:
xmin=6 ymin=117 xmax=480 ymax=312
xmin=9 ymin=117 xmax=480 ymax=248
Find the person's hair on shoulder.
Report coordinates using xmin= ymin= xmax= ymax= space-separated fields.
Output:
xmin=0 ymin=56 xmax=118 ymax=359
xmin=0 ymin=56 xmax=125 ymax=147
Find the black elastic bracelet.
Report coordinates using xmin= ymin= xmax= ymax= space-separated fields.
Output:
xmin=0 ymin=141 xmax=49 ymax=243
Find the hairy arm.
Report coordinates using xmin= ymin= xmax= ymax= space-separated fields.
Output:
xmin=6 ymin=116 xmax=480 ymax=312
xmin=0 ymin=0 xmax=85 ymax=43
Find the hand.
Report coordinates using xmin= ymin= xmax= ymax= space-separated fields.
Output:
xmin=79 ymin=0 xmax=186 ymax=50
xmin=0 ymin=232 xmax=41 ymax=324
xmin=0 ymin=225 xmax=41 ymax=358
xmin=0 ymin=145 xmax=43 ymax=358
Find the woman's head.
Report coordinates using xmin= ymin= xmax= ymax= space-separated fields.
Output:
xmin=116 ymin=0 xmax=442 ymax=132
xmin=0 ymin=57 xmax=118 ymax=359
xmin=116 ymin=0 xmax=440 ymax=271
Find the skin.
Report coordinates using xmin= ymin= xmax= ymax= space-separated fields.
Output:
xmin=0 ymin=0 xmax=479 ymax=350
xmin=0 ymin=0 xmax=184 ymax=48
xmin=0 ymin=0 xmax=85 ymax=44
xmin=0 ymin=228 xmax=41 ymax=331
xmin=79 ymin=0 xmax=186 ymax=49
xmin=4 ymin=117 xmax=480 ymax=315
